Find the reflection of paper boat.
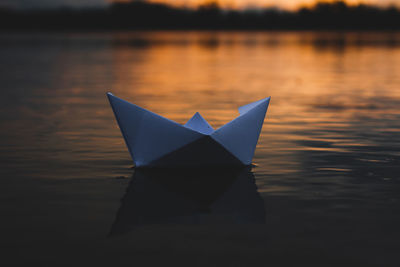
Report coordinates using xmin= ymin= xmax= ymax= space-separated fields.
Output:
xmin=109 ymin=167 xmax=265 ymax=235
xmin=107 ymin=92 xmax=270 ymax=168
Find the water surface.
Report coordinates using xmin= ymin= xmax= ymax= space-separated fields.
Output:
xmin=1 ymin=31 xmax=400 ymax=266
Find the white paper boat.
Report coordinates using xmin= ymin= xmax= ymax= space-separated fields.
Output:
xmin=107 ymin=92 xmax=270 ymax=168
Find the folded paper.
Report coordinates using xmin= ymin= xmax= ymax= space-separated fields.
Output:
xmin=107 ymin=92 xmax=270 ymax=167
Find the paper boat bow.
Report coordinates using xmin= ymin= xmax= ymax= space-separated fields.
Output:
xmin=107 ymin=93 xmax=270 ymax=168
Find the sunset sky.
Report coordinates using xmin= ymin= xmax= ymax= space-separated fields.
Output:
xmin=1 ymin=0 xmax=399 ymax=9
xmin=147 ymin=0 xmax=399 ymax=9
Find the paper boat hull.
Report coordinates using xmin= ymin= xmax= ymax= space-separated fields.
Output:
xmin=107 ymin=93 xmax=270 ymax=168
xmin=147 ymin=136 xmax=243 ymax=167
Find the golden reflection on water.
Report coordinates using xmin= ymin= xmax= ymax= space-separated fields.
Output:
xmin=109 ymin=32 xmax=400 ymax=171
xmin=1 ymin=31 xmax=400 ymax=182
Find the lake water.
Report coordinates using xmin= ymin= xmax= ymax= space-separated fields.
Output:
xmin=1 ymin=31 xmax=400 ymax=266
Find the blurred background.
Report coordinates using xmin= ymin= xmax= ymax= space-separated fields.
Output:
xmin=1 ymin=1 xmax=400 ymax=266
xmin=1 ymin=0 xmax=400 ymax=30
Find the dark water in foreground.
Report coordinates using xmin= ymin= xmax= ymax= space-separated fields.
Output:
xmin=0 ymin=31 xmax=400 ymax=266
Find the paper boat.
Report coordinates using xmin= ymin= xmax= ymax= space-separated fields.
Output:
xmin=107 ymin=92 xmax=270 ymax=168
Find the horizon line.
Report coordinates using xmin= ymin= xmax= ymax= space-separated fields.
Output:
xmin=2 ymin=0 xmax=400 ymax=11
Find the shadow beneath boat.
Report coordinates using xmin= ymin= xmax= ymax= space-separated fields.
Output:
xmin=109 ymin=166 xmax=266 ymax=236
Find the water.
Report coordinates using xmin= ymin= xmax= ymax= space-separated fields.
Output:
xmin=1 ymin=31 xmax=400 ymax=266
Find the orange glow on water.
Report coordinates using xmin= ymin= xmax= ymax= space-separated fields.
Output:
xmin=3 ymin=31 xmax=400 ymax=179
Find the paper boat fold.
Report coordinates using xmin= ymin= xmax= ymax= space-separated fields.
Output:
xmin=107 ymin=92 xmax=270 ymax=167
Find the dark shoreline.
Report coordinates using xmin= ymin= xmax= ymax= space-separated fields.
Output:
xmin=1 ymin=1 xmax=400 ymax=31
xmin=2 ymin=29 xmax=400 ymax=33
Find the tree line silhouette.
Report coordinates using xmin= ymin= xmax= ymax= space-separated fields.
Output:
xmin=1 ymin=1 xmax=400 ymax=31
